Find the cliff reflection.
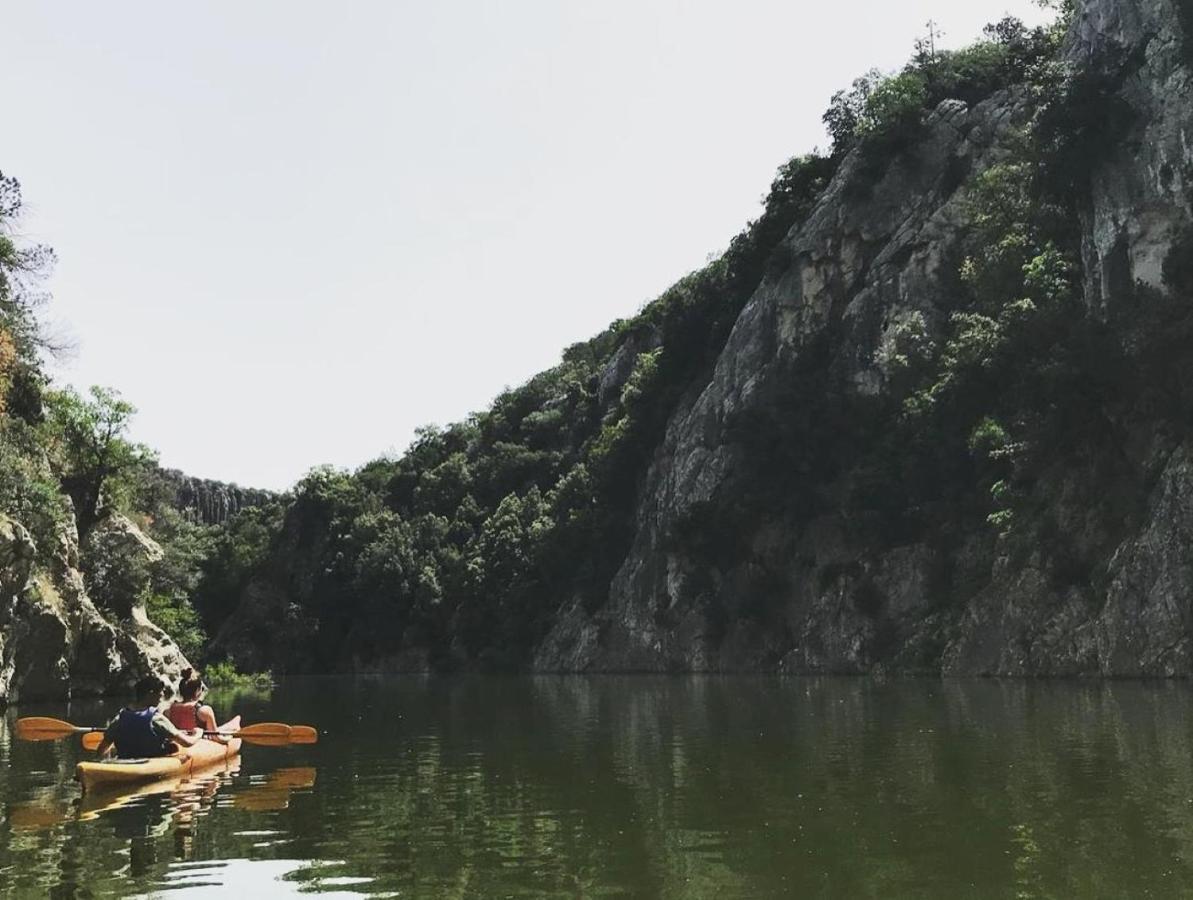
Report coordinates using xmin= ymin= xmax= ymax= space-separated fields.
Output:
xmin=3 ymin=677 xmax=1193 ymax=897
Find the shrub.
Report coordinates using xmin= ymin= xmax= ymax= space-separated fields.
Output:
xmin=146 ymin=592 xmax=207 ymax=660
xmin=203 ymin=660 xmax=273 ymax=692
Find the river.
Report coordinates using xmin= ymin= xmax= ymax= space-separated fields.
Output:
xmin=1 ymin=676 xmax=1191 ymax=897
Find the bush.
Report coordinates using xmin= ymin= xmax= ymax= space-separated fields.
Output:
xmin=146 ymin=592 xmax=207 ymax=660
xmin=0 ymin=419 xmax=66 ymax=564
xmin=856 ymin=71 xmax=928 ymax=144
xmin=203 ymin=660 xmax=273 ymax=692
xmin=824 ymin=70 xmax=927 ymax=157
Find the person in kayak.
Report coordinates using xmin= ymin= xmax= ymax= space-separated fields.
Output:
xmin=166 ymin=667 xmax=219 ymax=735
xmin=95 ymin=675 xmax=203 ymax=759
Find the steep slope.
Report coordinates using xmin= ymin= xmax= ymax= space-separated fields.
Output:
xmin=0 ymin=507 xmax=190 ymax=704
xmin=538 ymin=0 xmax=1193 ymax=675
xmin=151 ymin=467 xmax=274 ymax=526
xmin=0 ymin=177 xmax=195 ymax=704
xmin=205 ymin=0 xmax=1193 ymax=677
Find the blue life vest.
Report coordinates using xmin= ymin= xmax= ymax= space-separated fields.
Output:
xmin=111 ymin=707 xmax=173 ymax=758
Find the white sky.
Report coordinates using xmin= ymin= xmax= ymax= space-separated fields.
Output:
xmin=3 ymin=0 xmax=1051 ymax=491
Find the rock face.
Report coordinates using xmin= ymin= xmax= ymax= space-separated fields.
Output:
xmin=1069 ymin=0 xmax=1193 ymax=310
xmin=0 ymin=508 xmax=190 ymax=706
xmin=534 ymin=0 xmax=1193 ymax=675
xmin=156 ymin=467 xmax=273 ymax=526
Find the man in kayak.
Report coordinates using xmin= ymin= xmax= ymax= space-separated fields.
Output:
xmin=95 ymin=675 xmax=204 ymax=759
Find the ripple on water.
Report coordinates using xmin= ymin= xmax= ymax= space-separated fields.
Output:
xmin=141 ymin=859 xmax=371 ymax=898
xmin=9 ymin=677 xmax=1193 ymax=897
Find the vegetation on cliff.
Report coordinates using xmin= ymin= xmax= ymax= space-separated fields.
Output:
xmin=180 ymin=2 xmax=1155 ymax=674
xmin=9 ymin=0 xmax=1193 ymax=678
xmin=0 ymin=190 xmax=272 ymax=682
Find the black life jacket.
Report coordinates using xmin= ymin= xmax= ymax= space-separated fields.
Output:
xmin=111 ymin=706 xmax=173 ymax=758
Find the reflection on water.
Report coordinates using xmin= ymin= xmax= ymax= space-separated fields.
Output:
xmin=3 ymin=677 xmax=1193 ymax=896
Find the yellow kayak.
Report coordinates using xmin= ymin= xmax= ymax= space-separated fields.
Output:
xmin=75 ymin=716 xmax=242 ymax=793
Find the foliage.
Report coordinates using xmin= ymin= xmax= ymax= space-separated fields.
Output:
xmin=80 ymin=520 xmax=155 ymax=616
xmin=202 ymin=660 xmax=273 ymax=691
xmin=856 ymin=72 xmax=928 ymax=144
xmin=0 ymin=419 xmax=67 ymax=564
xmin=1 ymin=0 xmax=1155 ymax=674
xmin=824 ymin=14 xmax=1064 ymax=162
xmin=41 ymin=385 xmax=157 ymax=538
xmin=146 ymin=591 xmax=207 ymax=660
xmin=157 ymin=0 xmax=1119 ymax=672
xmin=172 ymin=500 xmax=280 ymax=643
xmin=0 ymin=175 xmax=272 ymax=658
xmin=1031 ymin=54 xmax=1137 ymax=196
xmin=0 ymin=172 xmax=58 ymax=380
xmin=165 ymin=148 xmax=839 ymax=673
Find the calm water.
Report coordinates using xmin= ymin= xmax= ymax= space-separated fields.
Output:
xmin=2 ymin=676 xmax=1193 ymax=897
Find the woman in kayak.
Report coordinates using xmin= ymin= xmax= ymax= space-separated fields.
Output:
xmin=167 ymin=667 xmax=220 ymax=735
xmin=96 ymin=675 xmax=203 ymax=758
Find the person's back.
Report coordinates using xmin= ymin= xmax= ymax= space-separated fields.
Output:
xmin=96 ymin=675 xmax=203 ymax=760
xmin=167 ymin=700 xmax=200 ymax=731
xmin=109 ymin=705 xmax=173 ymax=758
xmin=167 ymin=668 xmax=218 ymax=735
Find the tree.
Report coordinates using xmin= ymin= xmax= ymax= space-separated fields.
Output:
xmin=0 ymin=171 xmax=60 ymax=423
xmin=43 ymin=385 xmax=156 ymax=538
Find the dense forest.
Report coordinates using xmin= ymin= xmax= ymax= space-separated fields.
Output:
xmin=5 ymin=0 xmax=1193 ymax=686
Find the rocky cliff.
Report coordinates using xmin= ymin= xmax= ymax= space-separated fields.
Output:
xmin=0 ymin=499 xmax=190 ymax=705
xmin=534 ymin=0 xmax=1193 ymax=675
xmin=202 ymin=0 xmax=1193 ymax=678
xmin=154 ymin=467 xmax=273 ymax=526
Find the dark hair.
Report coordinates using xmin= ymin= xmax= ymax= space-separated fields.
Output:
xmin=134 ymin=675 xmax=165 ymax=700
xmin=178 ymin=667 xmax=204 ymax=701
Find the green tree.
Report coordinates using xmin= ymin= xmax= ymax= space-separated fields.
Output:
xmin=42 ymin=385 xmax=156 ymax=539
xmin=0 ymin=172 xmax=57 ymax=423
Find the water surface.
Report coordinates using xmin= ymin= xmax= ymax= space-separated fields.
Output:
xmin=1 ymin=676 xmax=1192 ymax=897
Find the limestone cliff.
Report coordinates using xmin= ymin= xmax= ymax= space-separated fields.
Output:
xmin=154 ymin=467 xmax=273 ymax=526
xmin=204 ymin=0 xmax=1193 ymax=678
xmin=0 ymin=504 xmax=190 ymax=705
xmin=534 ymin=0 xmax=1193 ymax=675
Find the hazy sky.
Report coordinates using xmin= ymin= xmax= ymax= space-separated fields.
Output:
xmin=4 ymin=0 xmax=1051 ymax=491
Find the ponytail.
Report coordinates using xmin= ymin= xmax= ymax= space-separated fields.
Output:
xmin=178 ymin=667 xmax=204 ymax=701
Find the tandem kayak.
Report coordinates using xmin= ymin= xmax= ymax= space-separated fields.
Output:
xmin=75 ymin=716 xmax=243 ymax=793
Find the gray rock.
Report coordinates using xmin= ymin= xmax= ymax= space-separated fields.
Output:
xmin=1070 ymin=0 xmax=1193 ymax=310
xmin=0 ymin=508 xmax=190 ymax=705
xmin=157 ymin=467 xmax=274 ymax=526
xmin=534 ymin=0 xmax=1193 ymax=676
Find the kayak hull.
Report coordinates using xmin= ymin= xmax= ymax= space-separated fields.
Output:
xmin=75 ymin=715 xmax=242 ymax=793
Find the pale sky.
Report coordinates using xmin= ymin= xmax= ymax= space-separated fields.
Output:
xmin=3 ymin=0 xmax=1051 ymax=491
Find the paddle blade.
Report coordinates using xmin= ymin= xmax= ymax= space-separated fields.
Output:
xmin=288 ymin=726 xmax=318 ymax=744
xmin=245 ymin=734 xmax=296 ymax=747
xmin=15 ymin=717 xmax=78 ymax=741
xmin=236 ymin=723 xmax=292 ymax=739
xmin=81 ymin=731 xmax=105 ymax=751
xmin=8 ymin=801 xmax=72 ymax=832
xmin=269 ymin=766 xmax=317 ymax=789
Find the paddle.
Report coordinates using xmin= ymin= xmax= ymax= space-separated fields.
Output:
xmin=78 ymin=721 xmax=318 ymax=751
xmin=15 ymin=716 xmax=317 ymax=748
xmin=15 ymin=717 xmax=101 ymax=742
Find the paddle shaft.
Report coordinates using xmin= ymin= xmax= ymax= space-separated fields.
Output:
xmin=18 ymin=715 xmax=315 ymax=746
xmin=78 ymin=722 xmax=316 ymax=750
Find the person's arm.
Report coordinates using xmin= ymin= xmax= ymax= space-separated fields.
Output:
xmin=94 ymin=716 xmax=118 ymax=757
xmin=154 ymin=712 xmax=202 ymax=748
xmin=197 ymin=704 xmax=227 ymax=742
